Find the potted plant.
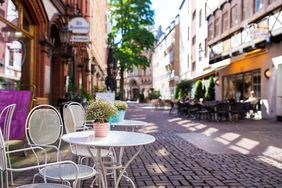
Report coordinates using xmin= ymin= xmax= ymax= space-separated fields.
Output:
xmin=110 ymin=100 xmax=128 ymax=122
xmin=86 ymin=99 xmax=117 ymax=137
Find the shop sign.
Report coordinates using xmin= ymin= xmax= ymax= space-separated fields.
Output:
xmin=70 ymin=35 xmax=90 ymax=43
xmin=68 ymin=17 xmax=90 ymax=34
xmin=250 ymin=29 xmax=270 ymax=39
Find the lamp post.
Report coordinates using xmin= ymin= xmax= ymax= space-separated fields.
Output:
xmin=59 ymin=26 xmax=71 ymax=44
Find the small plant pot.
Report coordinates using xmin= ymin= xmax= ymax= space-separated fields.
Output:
xmin=93 ymin=122 xmax=109 ymax=137
xmin=117 ymin=110 xmax=126 ymax=122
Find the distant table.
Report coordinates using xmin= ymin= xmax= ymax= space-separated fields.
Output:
xmin=111 ymin=120 xmax=148 ymax=131
xmin=62 ymin=130 xmax=155 ymax=188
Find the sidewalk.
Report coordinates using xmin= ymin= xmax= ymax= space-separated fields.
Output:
xmin=10 ymin=103 xmax=282 ymax=187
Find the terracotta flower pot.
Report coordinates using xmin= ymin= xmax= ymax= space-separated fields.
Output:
xmin=93 ymin=122 xmax=109 ymax=137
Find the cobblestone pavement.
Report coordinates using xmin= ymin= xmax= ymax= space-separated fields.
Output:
xmin=8 ymin=103 xmax=282 ymax=187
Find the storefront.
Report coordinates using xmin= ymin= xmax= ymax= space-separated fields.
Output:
xmin=216 ymin=43 xmax=282 ymax=119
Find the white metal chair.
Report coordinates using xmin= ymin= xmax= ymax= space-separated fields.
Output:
xmin=0 ymin=104 xmax=16 ymax=186
xmin=0 ymin=126 xmax=81 ymax=188
xmin=24 ymin=105 xmax=96 ymax=187
xmin=64 ymin=102 xmax=89 ymax=131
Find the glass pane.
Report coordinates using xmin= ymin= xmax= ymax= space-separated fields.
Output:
xmin=0 ymin=0 xmax=19 ymax=27
xmin=228 ymin=76 xmax=236 ymax=100
xmin=236 ymin=74 xmax=244 ymax=101
xmin=252 ymin=70 xmax=261 ymax=98
xmin=0 ymin=21 xmax=30 ymax=88
xmin=244 ymin=73 xmax=252 ymax=99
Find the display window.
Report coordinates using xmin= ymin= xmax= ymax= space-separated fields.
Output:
xmin=223 ymin=69 xmax=261 ymax=101
xmin=0 ymin=0 xmax=34 ymax=87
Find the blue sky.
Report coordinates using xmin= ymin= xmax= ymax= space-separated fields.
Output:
xmin=151 ymin=0 xmax=183 ymax=29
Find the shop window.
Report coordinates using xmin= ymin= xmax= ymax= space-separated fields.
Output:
xmin=0 ymin=0 xmax=19 ymax=26
xmin=252 ymin=71 xmax=261 ymax=98
xmin=243 ymin=0 xmax=251 ymax=20
xmin=223 ymin=69 xmax=261 ymax=101
xmin=0 ymin=0 xmax=34 ymax=86
xmin=231 ymin=5 xmax=239 ymax=27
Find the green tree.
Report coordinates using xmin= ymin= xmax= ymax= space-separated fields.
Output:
xmin=175 ymin=80 xmax=193 ymax=99
xmin=108 ymin=0 xmax=155 ymax=100
xmin=205 ymin=76 xmax=215 ymax=101
xmin=194 ymin=80 xmax=204 ymax=100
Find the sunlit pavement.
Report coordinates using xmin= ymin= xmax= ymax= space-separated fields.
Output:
xmin=10 ymin=103 xmax=282 ymax=187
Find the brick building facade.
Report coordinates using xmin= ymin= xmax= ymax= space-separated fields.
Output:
xmin=0 ymin=0 xmax=108 ymax=107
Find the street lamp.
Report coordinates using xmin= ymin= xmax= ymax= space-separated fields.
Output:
xmin=59 ymin=26 xmax=71 ymax=44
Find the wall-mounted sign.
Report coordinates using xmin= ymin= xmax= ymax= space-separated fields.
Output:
xmin=68 ymin=17 xmax=90 ymax=34
xmin=70 ymin=35 xmax=90 ymax=43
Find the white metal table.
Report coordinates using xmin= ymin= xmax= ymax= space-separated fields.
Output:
xmin=111 ymin=120 xmax=148 ymax=131
xmin=62 ymin=130 xmax=155 ymax=188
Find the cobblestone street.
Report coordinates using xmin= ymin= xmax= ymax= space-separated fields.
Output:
xmin=10 ymin=103 xmax=282 ymax=187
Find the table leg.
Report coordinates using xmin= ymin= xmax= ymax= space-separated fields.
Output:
xmin=115 ymin=146 xmax=142 ymax=188
xmin=87 ymin=146 xmax=108 ymax=188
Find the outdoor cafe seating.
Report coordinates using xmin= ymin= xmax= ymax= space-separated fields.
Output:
xmin=174 ymin=99 xmax=260 ymax=121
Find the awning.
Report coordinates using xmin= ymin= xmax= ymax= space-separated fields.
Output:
xmin=211 ymin=58 xmax=231 ymax=71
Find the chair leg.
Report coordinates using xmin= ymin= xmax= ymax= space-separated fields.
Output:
xmin=5 ymin=171 xmax=8 ymax=188
xmin=7 ymin=154 xmax=14 ymax=185
xmin=0 ymin=171 xmax=3 ymax=188
xmin=9 ymin=171 xmax=14 ymax=185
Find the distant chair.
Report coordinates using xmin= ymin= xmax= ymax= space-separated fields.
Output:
xmin=230 ymin=102 xmax=248 ymax=120
xmin=188 ymin=103 xmax=202 ymax=120
xmin=215 ymin=103 xmax=231 ymax=121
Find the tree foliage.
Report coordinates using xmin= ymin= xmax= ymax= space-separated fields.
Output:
xmin=108 ymin=0 xmax=155 ymax=99
xmin=194 ymin=80 xmax=205 ymax=100
xmin=175 ymin=80 xmax=193 ymax=99
xmin=205 ymin=76 xmax=215 ymax=101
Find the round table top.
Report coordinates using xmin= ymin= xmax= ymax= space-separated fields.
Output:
xmin=111 ymin=120 xmax=148 ymax=127
xmin=62 ymin=130 xmax=155 ymax=147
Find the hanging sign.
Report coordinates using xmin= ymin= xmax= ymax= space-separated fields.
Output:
xmin=70 ymin=35 xmax=90 ymax=42
xmin=68 ymin=17 xmax=90 ymax=34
